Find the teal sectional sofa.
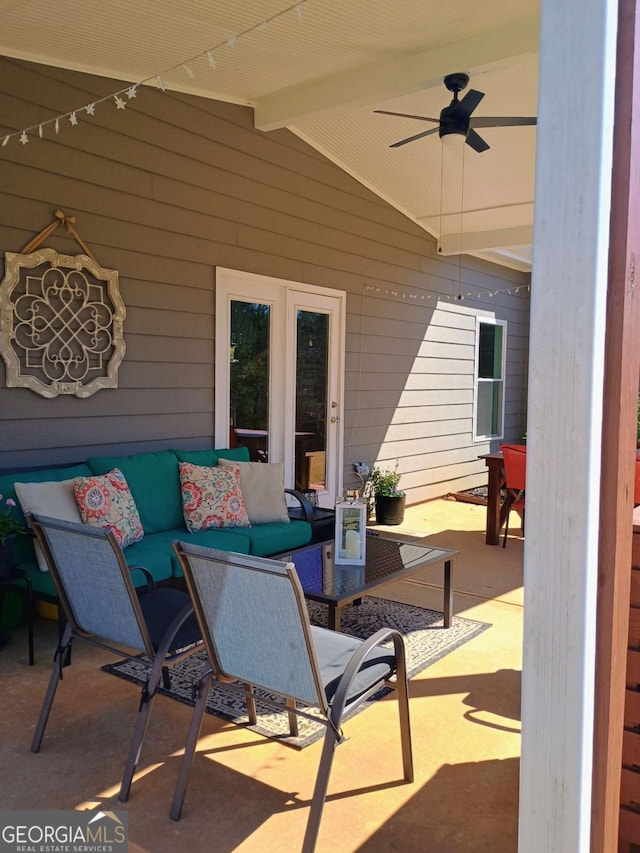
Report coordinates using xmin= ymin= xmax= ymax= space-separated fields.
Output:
xmin=0 ymin=446 xmax=313 ymax=607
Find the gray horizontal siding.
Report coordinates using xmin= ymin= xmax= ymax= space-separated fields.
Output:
xmin=344 ymin=285 xmax=529 ymax=502
xmin=0 ymin=57 xmax=529 ymax=500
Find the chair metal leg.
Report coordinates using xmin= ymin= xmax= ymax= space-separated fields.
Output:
xmin=170 ymin=674 xmax=211 ymax=821
xmin=395 ymin=675 xmax=414 ymax=782
xmin=161 ymin=665 xmax=171 ymax=691
xmin=57 ymin=609 xmax=72 ymax=667
xmin=119 ymin=654 xmax=168 ymax=803
xmin=118 ymin=692 xmax=156 ymax=802
xmin=502 ymin=504 xmax=510 ymax=548
xmin=398 ymin=684 xmax=413 ymax=782
xmin=286 ymin=697 xmax=299 ymax=737
xmin=245 ymin=683 xmax=257 ymax=725
xmin=302 ymin=726 xmax=339 ymax=853
xmin=31 ymin=623 xmax=73 ymax=753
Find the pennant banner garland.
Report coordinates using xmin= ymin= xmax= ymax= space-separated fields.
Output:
xmin=1 ymin=1 xmax=307 ymax=149
xmin=364 ymin=282 xmax=531 ymax=304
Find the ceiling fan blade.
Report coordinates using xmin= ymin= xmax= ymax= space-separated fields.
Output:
xmin=466 ymin=129 xmax=490 ymax=153
xmin=450 ymin=88 xmax=484 ymax=121
xmin=470 ymin=116 xmax=537 ymax=128
xmin=374 ymin=109 xmax=439 ymax=123
xmin=390 ymin=127 xmax=440 ymax=147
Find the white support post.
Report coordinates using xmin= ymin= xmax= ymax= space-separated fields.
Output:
xmin=519 ymin=0 xmax=618 ymax=851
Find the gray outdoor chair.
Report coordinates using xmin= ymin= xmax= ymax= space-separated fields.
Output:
xmin=170 ymin=541 xmax=414 ymax=853
xmin=27 ymin=513 xmax=202 ymax=803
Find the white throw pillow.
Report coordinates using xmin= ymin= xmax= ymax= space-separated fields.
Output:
xmin=219 ymin=460 xmax=290 ymax=525
xmin=14 ymin=479 xmax=85 ymax=572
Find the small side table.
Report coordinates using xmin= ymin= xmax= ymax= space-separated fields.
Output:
xmin=0 ymin=568 xmax=34 ymax=665
xmin=288 ymin=506 xmax=335 ymax=544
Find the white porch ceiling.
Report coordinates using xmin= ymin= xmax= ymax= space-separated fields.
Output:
xmin=0 ymin=0 xmax=540 ymax=272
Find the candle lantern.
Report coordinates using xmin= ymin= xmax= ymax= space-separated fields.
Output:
xmin=334 ymin=497 xmax=367 ymax=565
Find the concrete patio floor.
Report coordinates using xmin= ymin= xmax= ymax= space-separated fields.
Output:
xmin=0 ymin=498 xmax=523 ymax=852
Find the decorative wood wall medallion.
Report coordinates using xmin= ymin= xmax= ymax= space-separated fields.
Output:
xmin=0 ymin=248 xmax=126 ymax=398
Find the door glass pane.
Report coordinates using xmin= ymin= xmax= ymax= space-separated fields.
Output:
xmin=229 ymin=301 xmax=270 ymax=461
xmin=295 ymin=310 xmax=328 ymax=493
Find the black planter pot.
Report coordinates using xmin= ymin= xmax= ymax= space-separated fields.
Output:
xmin=374 ymin=494 xmax=406 ymax=525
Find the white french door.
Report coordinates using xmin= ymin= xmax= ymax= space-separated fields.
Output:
xmin=214 ymin=268 xmax=345 ymax=507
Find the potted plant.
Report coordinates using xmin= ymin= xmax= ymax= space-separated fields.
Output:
xmin=0 ymin=495 xmax=25 ymax=578
xmin=370 ymin=462 xmax=406 ymax=525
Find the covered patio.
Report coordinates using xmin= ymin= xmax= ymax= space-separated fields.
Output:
xmin=0 ymin=498 xmax=523 ymax=853
xmin=1 ymin=0 xmax=639 ymax=849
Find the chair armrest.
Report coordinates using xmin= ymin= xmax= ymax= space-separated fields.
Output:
xmin=285 ymin=488 xmax=314 ymax=521
xmin=329 ymin=627 xmax=407 ymax=727
xmin=128 ymin=565 xmax=156 ymax=591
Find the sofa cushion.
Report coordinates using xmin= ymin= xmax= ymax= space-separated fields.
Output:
xmin=140 ymin=528 xmax=252 ymax=577
xmin=179 ymin=463 xmax=250 ymax=531
xmin=222 ymin=520 xmax=312 ymax=557
xmin=16 ymin=536 xmax=175 ymax=596
xmin=87 ymin=451 xmax=182 ymax=534
xmin=219 ymin=460 xmax=290 ymax=525
xmin=174 ymin=448 xmax=219 ymax=467
xmin=174 ymin=446 xmax=250 ymax=467
xmin=14 ymin=479 xmax=84 ymax=571
xmin=120 ymin=538 xmax=175 ymax=585
xmin=0 ymin=464 xmax=92 ymax=565
xmin=74 ymin=469 xmax=144 ymax=548
xmin=217 ymin=447 xmax=251 ymax=463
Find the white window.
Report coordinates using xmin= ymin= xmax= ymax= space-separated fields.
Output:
xmin=474 ymin=318 xmax=506 ymax=440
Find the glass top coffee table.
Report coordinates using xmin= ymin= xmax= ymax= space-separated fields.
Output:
xmin=276 ymin=531 xmax=457 ymax=631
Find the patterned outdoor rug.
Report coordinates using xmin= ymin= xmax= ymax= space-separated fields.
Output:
xmin=102 ymin=597 xmax=490 ymax=749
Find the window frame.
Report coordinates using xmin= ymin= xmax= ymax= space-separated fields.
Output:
xmin=473 ymin=317 xmax=507 ymax=442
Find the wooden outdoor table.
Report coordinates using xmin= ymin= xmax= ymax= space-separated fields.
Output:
xmin=479 ymin=451 xmax=506 ymax=546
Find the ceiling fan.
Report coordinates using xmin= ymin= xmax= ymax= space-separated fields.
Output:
xmin=375 ymin=72 xmax=537 ymax=153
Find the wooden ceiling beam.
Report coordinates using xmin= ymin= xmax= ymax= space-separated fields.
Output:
xmin=254 ymin=18 xmax=539 ymax=131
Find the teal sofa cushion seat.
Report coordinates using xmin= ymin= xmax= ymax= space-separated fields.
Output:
xmin=173 ymin=446 xmax=250 ymax=467
xmin=222 ymin=520 xmax=312 ymax=557
xmin=87 ymin=450 xmax=182 ymax=534
xmin=180 ymin=528 xmax=252 ymax=555
xmin=16 ymin=537 xmax=173 ymax=595
xmin=141 ymin=528 xmax=252 ymax=577
xmin=120 ymin=539 xmax=175 ymax=584
xmin=0 ymin=464 xmax=92 ymax=565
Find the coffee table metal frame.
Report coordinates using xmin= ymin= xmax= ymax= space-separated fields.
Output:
xmin=276 ymin=531 xmax=457 ymax=632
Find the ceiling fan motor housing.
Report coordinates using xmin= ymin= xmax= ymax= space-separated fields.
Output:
xmin=439 ymin=103 xmax=470 ymax=140
xmin=440 ymin=72 xmax=471 ymax=140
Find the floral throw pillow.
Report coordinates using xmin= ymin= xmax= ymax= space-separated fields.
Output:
xmin=179 ymin=462 xmax=250 ymax=532
xmin=74 ymin=468 xmax=144 ymax=548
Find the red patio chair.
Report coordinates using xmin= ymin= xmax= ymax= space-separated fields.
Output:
xmin=634 ymin=455 xmax=640 ymax=506
xmin=500 ymin=443 xmax=527 ymax=548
